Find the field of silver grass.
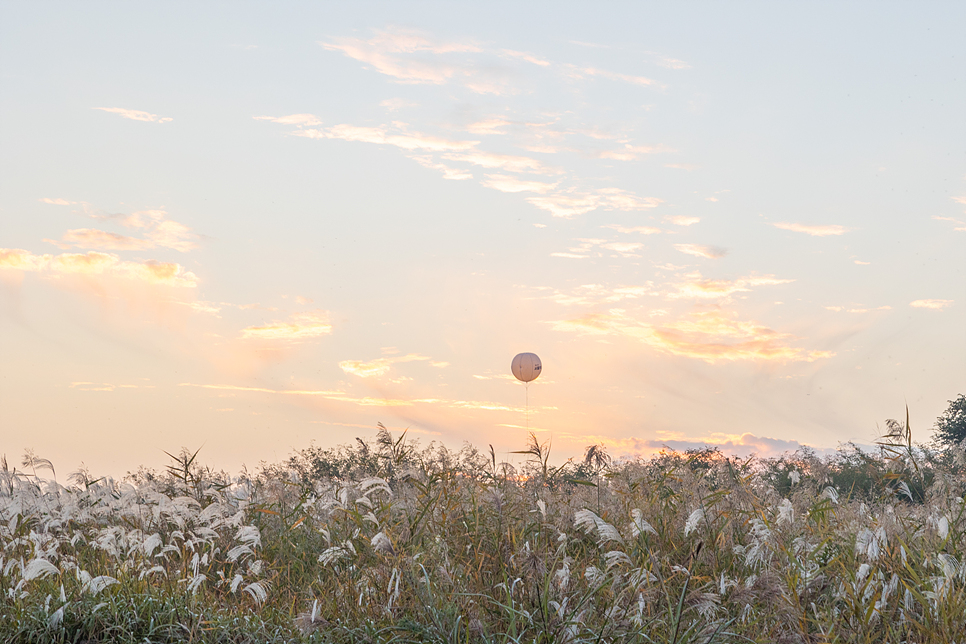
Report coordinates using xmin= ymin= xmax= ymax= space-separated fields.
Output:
xmin=3 ymin=419 xmax=966 ymax=643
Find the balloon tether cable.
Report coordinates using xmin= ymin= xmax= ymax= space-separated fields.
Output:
xmin=525 ymin=382 xmax=530 ymax=432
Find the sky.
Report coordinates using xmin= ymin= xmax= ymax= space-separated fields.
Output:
xmin=1 ymin=2 xmax=964 ymax=476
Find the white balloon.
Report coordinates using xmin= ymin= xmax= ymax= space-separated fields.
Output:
xmin=511 ymin=353 xmax=542 ymax=383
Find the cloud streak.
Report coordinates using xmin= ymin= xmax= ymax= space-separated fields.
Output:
xmin=295 ymin=123 xmax=479 ymax=152
xmin=674 ymin=244 xmax=727 ymax=259
xmin=179 ymin=382 xmax=523 ymax=412
xmin=480 ymin=174 xmax=558 ymax=194
xmin=320 ymin=28 xmax=496 ymax=90
xmin=553 ymin=309 xmax=831 ymax=363
xmin=339 ymin=353 xmax=432 ymax=378
xmin=48 ymin=209 xmax=199 ymax=253
xmin=241 ymin=311 xmax=333 ymax=341
xmin=665 ymin=216 xmax=699 ymax=226
xmin=772 ymin=222 xmax=850 ymax=236
xmin=0 ymin=248 xmax=198 ymax=287
xmin=564 ymin=65 xmax=660 ymax=88
xmin=668 ymin=273 xmax=793 ymax=299
xmin=93 ymin=107 xmax=172 ymax=123
xmin=909 ymin=299 xmax=953 ymax=310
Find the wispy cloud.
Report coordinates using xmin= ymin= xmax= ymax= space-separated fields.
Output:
xmin=933 ymin=215 xmax=966 ymax=232
xmin=603 ymin=224 xmax=661 ymax=235
xmin=501 ymin=49 xmax=551 ymax=66
xmin=527 ymin=194 xmax=600 ymax=218
xmin=527 ymin=188 xmax=660 ymax=219
xmin=320 ymin=28 xmax=488 ymax=89
xmin=39 ymin=198 xmax=75 ymax=205
xmin=409 ymin=155 xmax=473 ymax=180
xmin=540 ymin=282 xmax=656 ymax=306
xmin=181 ymin=382 xmax=417 ymax=407
xmin=668 ymin=273 xmax=793 ymax=299
xmin=665 ymin=216 xmax=699 ymax=226
xmin=93 ymin=107 xmax=172 ymax=123
xmin=253 ymin=113 xmax=322 ymax=126
xmin=295 ymin=123 xmax=479 ymax=152
xmin=480 ymin=174 xmax=558 ymax=194
xmin=597 ymin=188 xmax=661 ymax=210
xmin=49 ymin=210 xmax=198 ymax=253
xmin=179 ymin=382 xmax=523 ymax=412
xmin=830 ymin=306 xmax=890 ymax=313
xmin=241 ymin=310 xmax=332 ymax=340
xmin=339 ymin=353 xmax=431 ymax=378
xmin=597 ymin=144 xmax=673 ymax=161
xmin=564 ymin=65 xmax=660 ymax=88
xmin=380 ymin=98 xmax=418 ymax=111
xmin=674 ymin=243 xmax=727 ymax=259
xmin=0 ymin=248 xmax=198 ymax=287
xmin=909 ymin=299 xmax=953 ymax=310
xmin=772 ymin=222 xmax=850 ymax=236
xmin=466 ymin=118 xmax=512 ymax=135
xmin=601 ymin=242 xmax=645 ymax=257
xmin=70 ymin=381 xmax=149 ymax=392
xmin=52 ymin=229 xmax=154 ymax=251
xmin=443 ymin=150 xmax=561 ymax=175
xmin=553 ymin=309 xmax=832 ymax=363
xmin=654 ymin=56 xmax=691 ymax=70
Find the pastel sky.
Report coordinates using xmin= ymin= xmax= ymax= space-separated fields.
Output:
xmin=2 ymin=3 xmax=964 ymax=475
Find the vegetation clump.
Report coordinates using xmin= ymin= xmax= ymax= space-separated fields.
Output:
xmin=3 ymin=403 xmax=966 ymax=643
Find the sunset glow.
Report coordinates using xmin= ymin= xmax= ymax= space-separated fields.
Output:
xmin=1 ymin=4 xmax=963 ymax=475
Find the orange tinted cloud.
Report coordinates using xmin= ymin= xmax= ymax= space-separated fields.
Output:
xmin=58 ymin=229 xmax=153 ymax=251
xmin=179 ymin=382 xmax=524 ymax=412
xmin=481 ymin=174 xmax=558 ymax=193
xmin=603 ymin=224 xmax=661 ymax=235
xmin=443 ymin=150 xmax=561 ymax=175
xmin=597 ymin=144 xmax=673 ymax=161
xmin=501 ymin=50 xmax=551 ymax=66
xmin=528 ymin=188 xmax=660 ymax=219
xmin=60 ymin=209 xmax=198 ymax=252
xmin=339 ymin=353 xmax=432 ymax=378
xmin=654 ymin=56 xmax=691 ymax=70
xmin=565 ymin=65 xmax=660 ymax=87
xmin=553 ymin=309 xmax=831 ymax=363
xmin=669 ymin=273 xmax=793 ymax=299
xmin=673 ymin=243 xmax=727 ymax=259
xmin=0 ymin=248 xmax=198 ymax=287
xmin=321 ymin=28 xmax=481 ymax=86
xmin=527 ymin=194 xmax=600 ymax=218
xmin=93 ymin=107 xmax=172 ymax=123
xmin=240 ymin=310 xmax=333 ymax=340
xmin=296 ymin=124 xmax=478 ymax=152
xmin=253 ymin=114 xmax=322 ymax=126
xmin=542 ymin=283 xmax=656 ymax=306
xmin=466 ymin=119 xmax=512 ymax=135
xmin=772 ymin=222 xmax=850 ymax=236
xmin=597 ymin=188 xmax=661 ymax=210
xmin=39 ymin=198 xmax=75 ymax=205
xmin=909 ymin=299 xmax=953 ymax=310
xmin=601 ymin=242 xmax=644 ymax=256
xmin=409 ymin=155 xmax=474 ymax=180
xmin=933 ymin=215 xmax=966 ymax=232
xmin=665 ymin=216 xmax=699 ymax=226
